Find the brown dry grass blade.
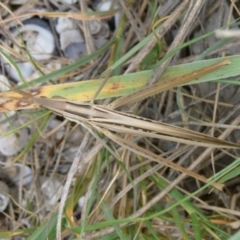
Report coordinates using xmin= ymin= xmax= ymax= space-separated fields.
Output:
xmin=0 ymin=9 xmax=120 ymax=25
xmin=108 ymin=59 xmax=230 ymax=109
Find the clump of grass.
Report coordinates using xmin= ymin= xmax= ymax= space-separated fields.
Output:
xmin=1 ymin=1 xmax=240 ymax=240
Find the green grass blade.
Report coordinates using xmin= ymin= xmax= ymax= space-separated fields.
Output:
xmin=26 ymin=213 xmax=60 ymax=240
